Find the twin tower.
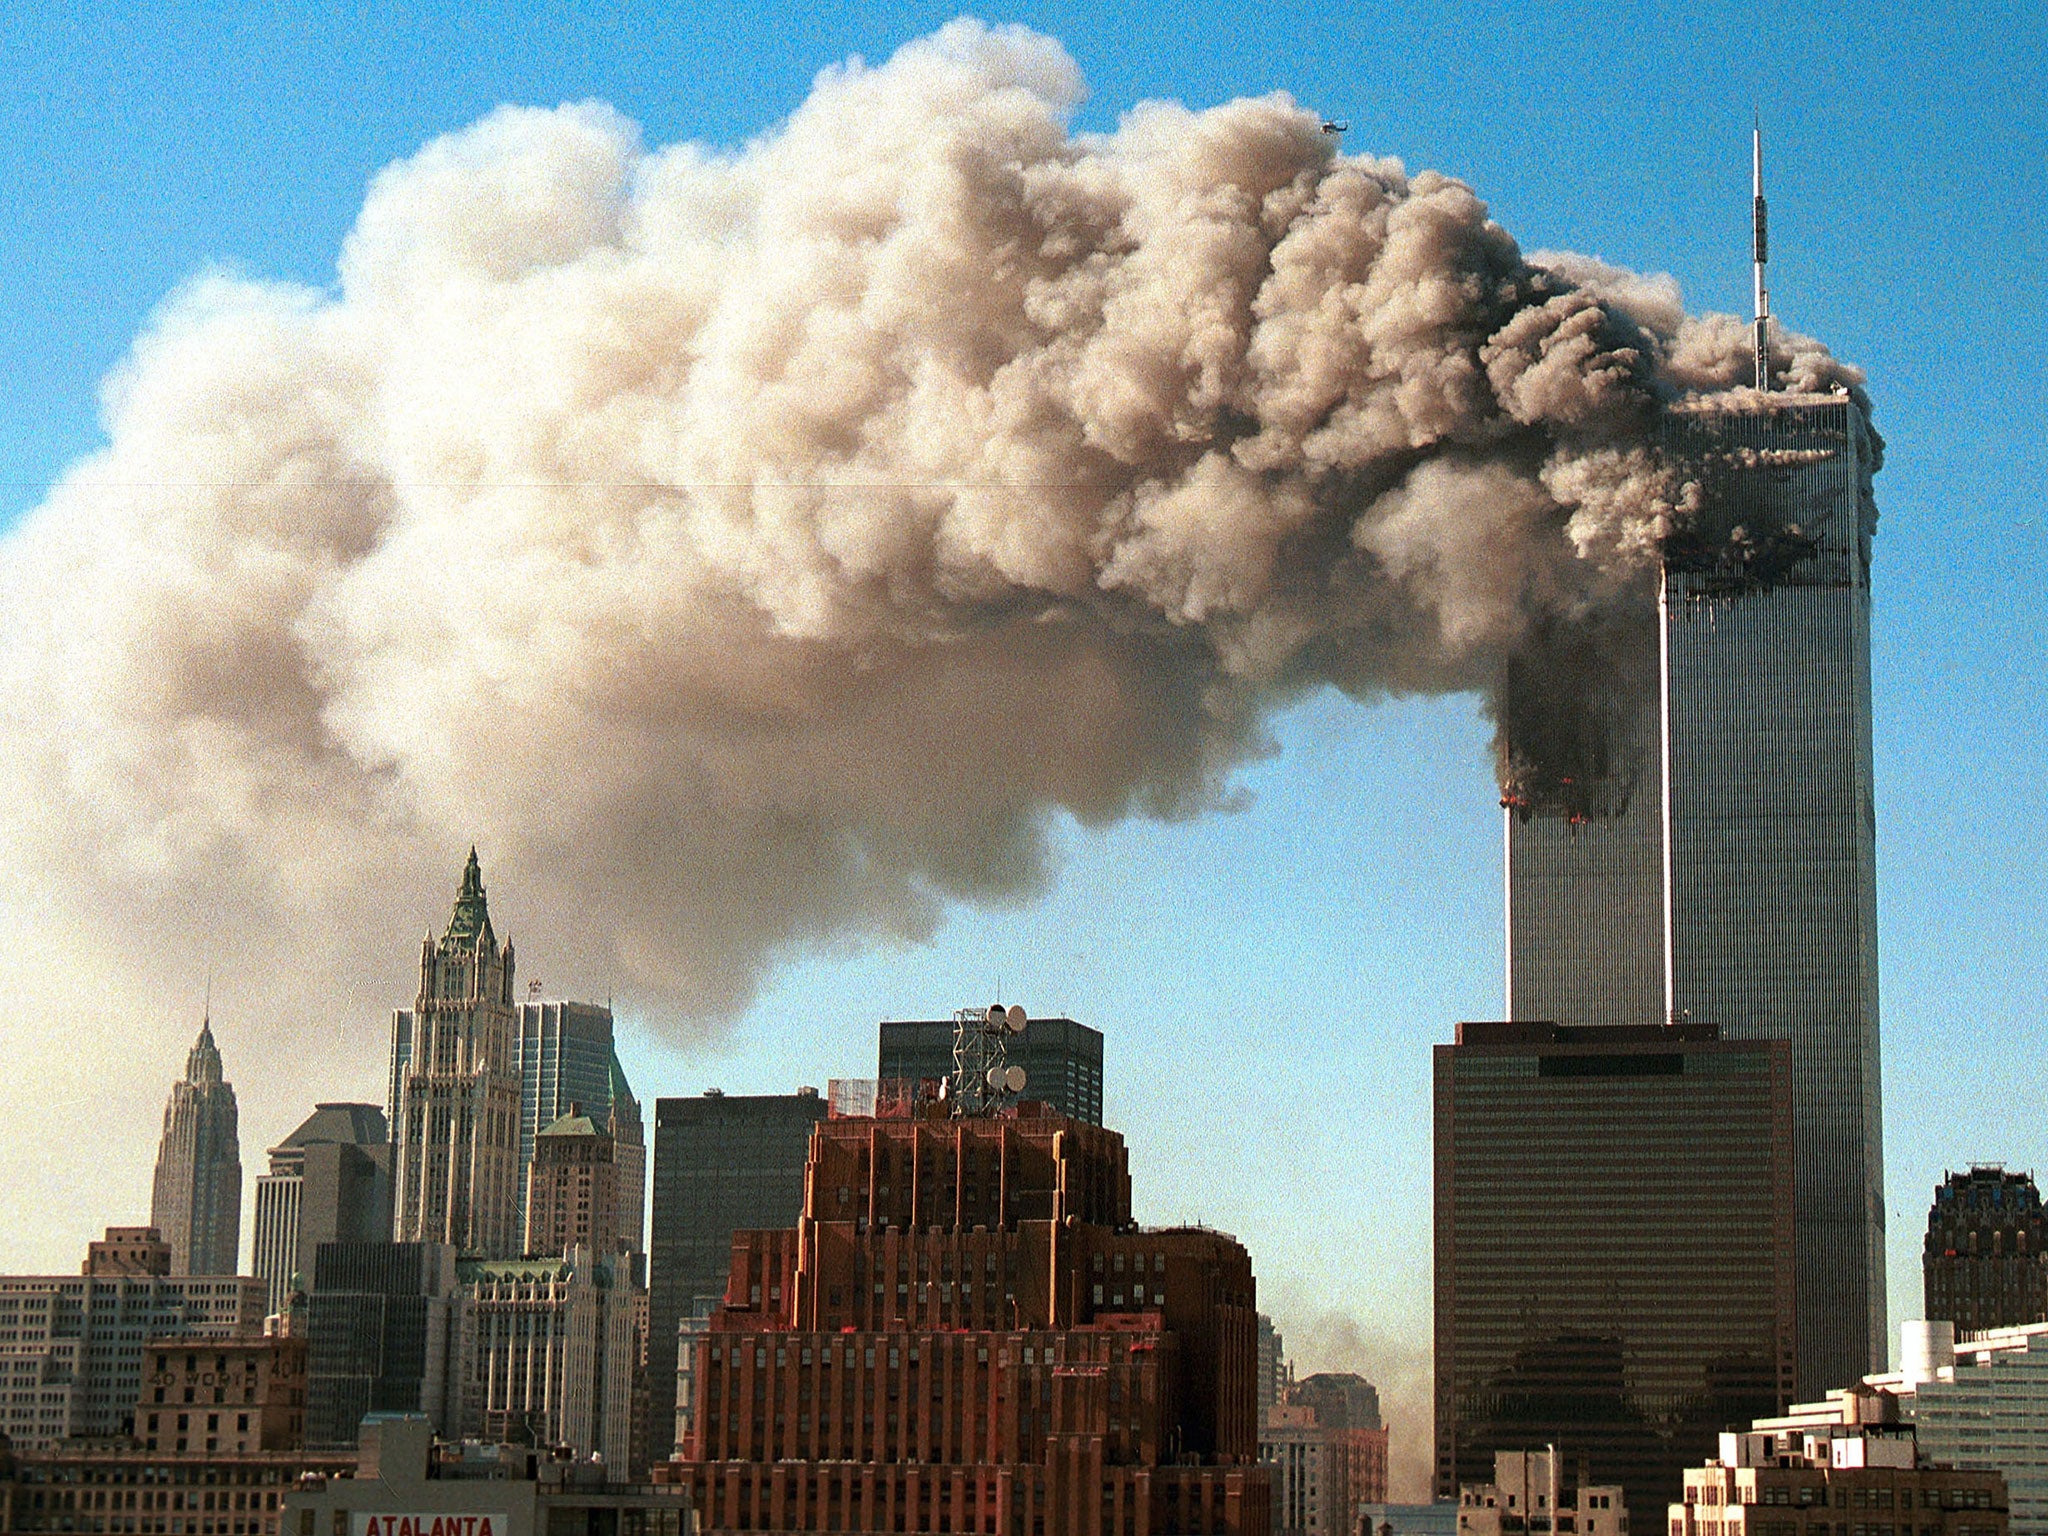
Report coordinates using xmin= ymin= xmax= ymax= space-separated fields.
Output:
xmin=1482 ymin=388 xmax=1886 ymax=1462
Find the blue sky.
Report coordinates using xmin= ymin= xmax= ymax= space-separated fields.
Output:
xmin=3 ymin=0 xmax=2043 ymax=1489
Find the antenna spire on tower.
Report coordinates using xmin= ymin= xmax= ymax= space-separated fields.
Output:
xmin=1752 ymin=118 xmax=1771 ymax=391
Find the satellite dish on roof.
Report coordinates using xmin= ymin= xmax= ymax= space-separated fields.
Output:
xmin=986 ymin=1066 xmax=1005 ymax=1089
xmin=1005 ymin=1004 xmax=1027 ymax=1033
xmin=1005 ymin=1065 xmax=1027 ymax=1093
xmin=986 ymin=1003 xmax=1007 ymax=1027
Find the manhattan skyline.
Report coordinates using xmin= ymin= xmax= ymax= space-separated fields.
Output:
xmin=0 ymin=3 xmax=2042 ymax=1503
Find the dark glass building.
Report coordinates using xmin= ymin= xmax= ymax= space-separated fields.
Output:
xmin=1924 ymin=1167 xmax=2048 ymax=1333
xmin=302 ymin=1241 xmax=464 ymax=1450
xmin=647 ymin=1089 xmax=828 ymax=1460
xmin=1434 ymin=1021 xmax=1794 ymax=1522
xmin=251 ymin=1103 xmax=392 ymax=1317
xmin=878 ymin=1014 xmax=1104 ymax=1124
xmin=1504 ymin=393 xmax=1885 ymax=1398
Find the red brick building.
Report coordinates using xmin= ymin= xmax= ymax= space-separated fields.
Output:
xmin=657 ymin=1101 xmax=1270 ymax=1534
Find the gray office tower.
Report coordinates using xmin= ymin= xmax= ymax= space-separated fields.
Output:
xmin=877 ymin=1014 xmax=1104 ymax=1123
xmin=647 ymin=1088 xmax=826 ymax=1456
xmin=251 ymin=1104 xmax=392 ymax=1317
xmin=302 ymin=1240 xmax=465 ymax=1449
xmin=149 ymin=1019 xmax=243 ymax=1276
xmin=514 ymin=1001 xmax=646 ymax=1251
xmin=1502 ymin=391 xmax=1883 ymax=1396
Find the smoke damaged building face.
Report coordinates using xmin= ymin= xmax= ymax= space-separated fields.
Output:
xmin=0 ymin=20 xmax=1874 ymax=1026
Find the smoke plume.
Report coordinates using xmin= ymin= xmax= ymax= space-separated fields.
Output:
xmin=1 ymin=20 xmax=1872 ymax=1039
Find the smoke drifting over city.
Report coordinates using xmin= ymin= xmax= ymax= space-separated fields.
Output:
xmin=0 ymin=20 xmax=1871 ymax=1028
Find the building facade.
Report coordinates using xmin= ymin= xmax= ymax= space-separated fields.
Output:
xmin=1258 ymin=1315 xmax=1289 ymax=1421
xmin=1673 ymin=1423 xmax=2006 ymax=1536
xmin=151 ymin=1021 xmax=244 ymax=1278
xmin=463 ymin=1250 xmax=637 ymax=1472
xmin=1503 ymin=392 xmax=1886 ymax=1397
xmin=136 ymin=1335 xmax=308 ymax=1455
xmin=390 ymin=851 xmax=523 ymax=1258
xmin=647 ymin=1088 xmax=827 ymax=1459
xmin=0 ymin=1231 xmax=266 ymax=1450
xmin=1434 ymin=1022 xmax=1796 ymax=1521
xmin=283 ymin=1416 xmax=693 ymax=1536
xmin=525 ymin=1111 xmax=621 ymax=1260
xmin=1456 ymin=1450 xmax=1626 ymax=1536
xmin=1925 ymin=1170 xmax=2048 ymax=1334
xmin=251 ymin=1104 xmax=391 ymax=1319
xmin=878 ymin=1014 xmax=1105 ymax=1124
xmin=5 ymin=1445 xmax=356 ymax=1536
xmin=512 ymin=1001 xmax=647 ymax=1246
xmin=1895 ymin=1320 xmax=2048 ymax=1536
xmin=302 ymin=1242 xmax=467 ymax=1451
xmin=1262 ymin=1375 xmax=1389 ymax=1536
xmin=655 ymin=1101 xmax=1269 ymax=1535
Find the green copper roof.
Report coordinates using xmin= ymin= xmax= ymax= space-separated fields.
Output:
xmin=442 ymin=847 xmax=495 ymax=948
xmin=537 ymin=1110 xmax=603 ymax=1138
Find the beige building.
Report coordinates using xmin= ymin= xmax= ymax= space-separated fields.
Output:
xmin=137 ymin=1334 xmax=307 ymax=1454
xmin=0 ymin=1229 xmax=266 ymax=1450
xmin=1459 ymin=1450 xmax=1628 ymax=1536
xmin=464 ymin=1249 xmax=637 ymax=1471
xmin=150 ymin=1020 xmax=244 ymax=1279
xmin=1670 ymin=1422 xmax=2006 ymax=1536
xmin=390 ymin=851 xmax=523 ymax=1258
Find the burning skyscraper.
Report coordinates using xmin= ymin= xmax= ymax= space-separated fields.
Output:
xmin=1503 ymin=383 xmax=1884 ymax=1398
xmin=1502 ymin=131 xmax=1883 ymax=1397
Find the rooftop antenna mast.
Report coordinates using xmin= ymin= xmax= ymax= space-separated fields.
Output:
xmin=1752 ymin=118 xmax=1771 ymax=391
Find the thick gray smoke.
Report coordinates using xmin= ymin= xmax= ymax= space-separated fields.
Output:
xmin=0 ymin=20 xmax=1871 ymax=1026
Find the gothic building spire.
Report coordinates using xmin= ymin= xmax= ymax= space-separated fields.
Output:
xmin=391 ymin=849 xmax=521 ymax=1256
xmin=151 ymin=1017 xmax=241 ymax=1274
xmin=444 ymin=846 xmax=495 ymax=949
xmin=185 ymin=1017 xmax=224 ymax=1085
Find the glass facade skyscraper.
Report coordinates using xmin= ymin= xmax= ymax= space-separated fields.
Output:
xmin=647 ymin=1088 xmax=827 ymax=1459
xmin=1434 ymin=1021 xmax=1795 ymax=1520
xmin=1504 ymin=392 xmax=1884 ymax=1398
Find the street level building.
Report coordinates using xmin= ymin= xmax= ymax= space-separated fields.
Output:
xmin=283 ymin=1414 xmax=693 ymax=1536
xmin=151 ymin=1020 xmax=244 ymax=1278
xmin=654 ymin=1099 xmax=1269 ymax=1535
xmin=1435 ymin=1022 xmax=1795 ymax=1521
xmin=1503 ymin=391 xmax=1887 ymax=1398
xmin=1890 ymin=1319 xmax=2048 ymax=1536
xmin=251 ymin=1104 xmax=391 ymax=1319
xmin=1925 ymin=1170 xmax=2048 ymax=1334
xmin=647 ymin=1088 xmax=826 ymax=1460
xmin=878 ymin=1014 xmax=1105 ymax=1124
xmin=5 ymin=1444 xmax=356 ymax=1536
xmin=1456 ymin=1450 xmax=1627 ymax=1536
xmin=1671 ymin=1419 xmax=2006 ymax=1536
xmin=0 ymin=1231 xmax=265 ymax=1450
xmin=302 ymin=1242 xmax=467 ymax=1451
xmin=390 ymin=851 xmax=523 ymax=1258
